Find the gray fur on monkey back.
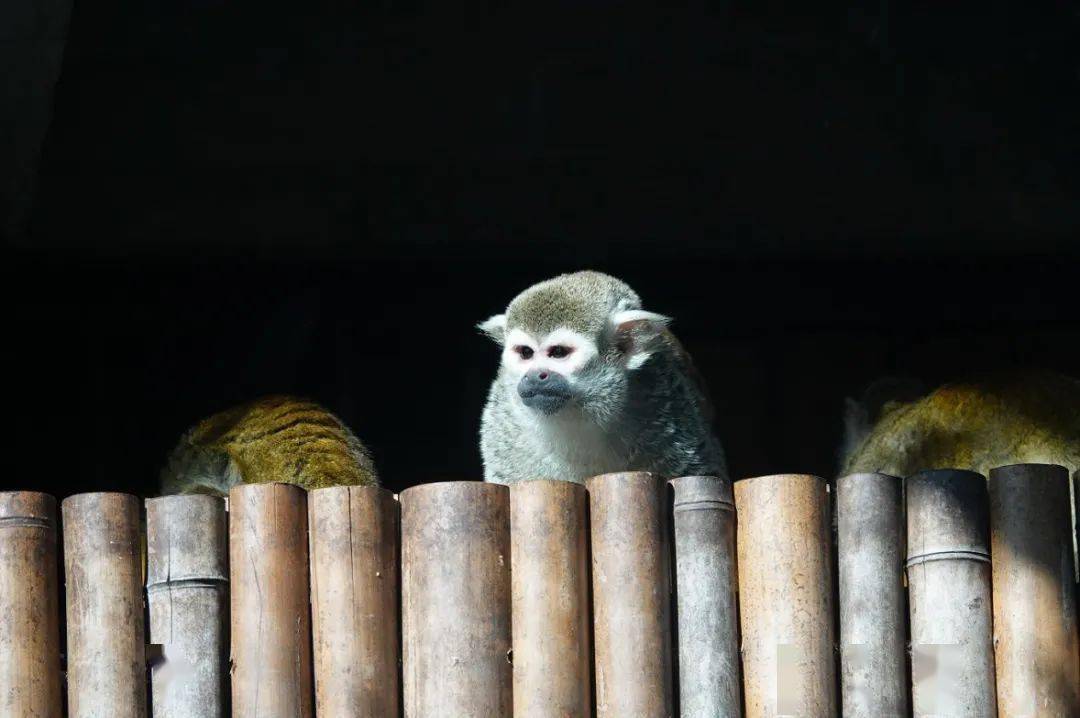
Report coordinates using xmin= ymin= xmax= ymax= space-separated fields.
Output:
xmin=480 ymin=270 xmax=727 ymax=484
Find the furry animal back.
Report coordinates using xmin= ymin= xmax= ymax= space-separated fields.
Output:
xmin=160 ymin=396 xmax=378 ymax=495
xmin=842 ymin=370 xmax=1079 ymax=479
xmin=479 ymin=270 xmax=726 ymax=484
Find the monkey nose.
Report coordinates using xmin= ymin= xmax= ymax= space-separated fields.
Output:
xmin=538 ymin=371 xmax=549 ymax=380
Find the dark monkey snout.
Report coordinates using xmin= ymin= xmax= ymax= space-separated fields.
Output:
xmin=518 ymin=369 xmax=572 ymax=414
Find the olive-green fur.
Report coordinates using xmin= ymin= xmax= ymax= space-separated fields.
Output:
xmin=160 ymin=396 xmax=378 ymax=495
xmin=843 ymin=370 xmax=1080 ymax=479
xmin=505 ymin=270 xmax=641 ymax=337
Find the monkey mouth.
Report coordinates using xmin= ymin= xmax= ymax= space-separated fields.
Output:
xmin=520 ymin=392 xmax=571 ymax=415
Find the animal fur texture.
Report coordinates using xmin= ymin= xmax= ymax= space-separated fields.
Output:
xmin=160 ymin=395 xmax=378 ymax=495
xmin=479 ymin=270 xmax=726 ymax=484
xmin=841 ymin=370 xmax=1079 ymax=479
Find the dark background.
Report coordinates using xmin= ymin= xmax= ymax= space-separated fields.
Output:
xmin=4 ymin=1 xmax=1078 ymax=499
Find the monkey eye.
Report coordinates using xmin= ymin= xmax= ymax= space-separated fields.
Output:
xmin=547 ymin=345 xmax=573 ymax=359
xmin=514 ymin=345 xmax=534 ymax=359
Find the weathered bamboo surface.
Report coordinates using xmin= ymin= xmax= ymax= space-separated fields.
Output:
xmin=735 ymin=473 xmax=836 ymax=718
xmin=62 ymin=492 xmax=148 ymax=718
xmin=836 ymin=472 xmax=908 ymax=718
xmin=145 ymin=494 xmax=229 ymax=718
xmin=229 ymin=483 xmax=313 ymax=718
xmin=509 ymin=479 xmax=592 ymax=718
xmin=670 ymin=475 xmax=741 ymax=718
xmin=989 ymin=463 xmax=1080 ymax=716
xmin=0 ymin=491 xmax=62 ymax=717
xmin=587 ymin=471 xmax=673 ymax=718
xmin=401 ymin=481 xmax=512 ymax=717
xmin=308 ymin=485 xmax=400 ymax=717
xmin=906 ymin=469 xmax=996 ymax=718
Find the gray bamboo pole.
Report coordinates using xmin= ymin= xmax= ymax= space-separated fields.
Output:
xmin=308 ymin=486 xmax=400 ymax=717
xmin=400 ymin=481 xmax=512 ymax=717
xmin=62 ymin=492 xmax=148 ymax=718
xmin=145 ymin=495 xmax=228 ymax=718
xmin=0 ymin=492 xmax=62 ymax=717
xmin=229 ymin=483 xmax=313 ymax=718
xmin=735 ymin=473 xmax=836 ymax=718
xmin=836 ymin=472 xmax=907 ymax=718
xmin=989 ymin=463 xmax=1080 ymax=716
xmin=509 ymin=479 xmax=592 ymax=718
xmin=906 ymin=469 xmax=996 ymax=718
xmin=669 ymin=475 xmax=741 ymax=718
xmin=586 ymin=471 xmax=674 ymax=718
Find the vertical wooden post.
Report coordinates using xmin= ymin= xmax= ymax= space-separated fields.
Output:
xmin=309 ymin=486 xmax=400 ymax=717
xmin=587 ymin=471 xmax=673 ymax=718
xmin=670 ymin=475 xmax=741 ymax=718
xmin=401 ymin=482 xmax=511 ymax=717
xmin=509 ymin=479 xmax=592 ymax=718
xmin=229 ymin=483 xmax=313 ymax=718
xmin=906 ymin=469 xmax=996 ymax=718
xmin=735 ymin=474 xmax=836 ymax=718
xmin=145 ymin=495 xmax=228 ymax=718
xmin=989 ymin=463 xmax=1080 ymax=716
xmin=62 ymin=492 xmax=148 ymax=718
xmin=0 ymin=492 xmax=62 ymax=717
xmin=836 ymin=472 xmax=908 ymax=718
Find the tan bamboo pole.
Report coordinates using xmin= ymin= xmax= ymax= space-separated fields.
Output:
xmin=229 ymin=483 xmax=313 ymax=717
xmin=145 ymin=495 xmax=228 ymax=717
xmin=308 ymin=486 xmax=400 ymax=717
xmin=735 ymin=473 xmax=836 ymax=718
xmin=62 ymin=492 xmax=148 ymax=718
xmin=0 ymin=492 xmax=62 ymax=717
xmin=906 ymin=469 xmax=996 ymax=717
xmin=836 ymin=472 xmax=907 ymax=718
xmin=401 ymin=481 xmax=512 ymax=717
xmin=509 ymin=479 xmax=592 ymax=718
xmin=586 ymin=471 xmax=674 ymax=718
xmin=669 ymin=475 xmax=741 ymax=718
xmin=989 ymin=463 xmax=1080 ymax=716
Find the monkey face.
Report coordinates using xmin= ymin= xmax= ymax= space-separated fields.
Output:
xmin=500 ymin=327 xmax=598 ymax=415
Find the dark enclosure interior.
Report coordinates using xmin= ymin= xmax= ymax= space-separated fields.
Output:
xmin=5 ymin=1 xmax=1078 ymax=498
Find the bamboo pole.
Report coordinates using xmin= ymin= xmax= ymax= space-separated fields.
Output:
xmin=670 ymin=475 xmax=741 ymax=718
xmin=735 ymin=473 xmax=836 ymax=718
xmin=906 ymin=469 xmax=996 ymax=718
xmin=509 ymin=479 xmax=592 ymax=718
xmin=62 ymin=492 xmax=148 ymax=718
xmin=308 ymin=486 xmax=400 ymax=717
xmin=145 ymin=495 xmax=228 ymax=718
xmin=229 ymin=483 xmax=313 ymax=718
xmin=989 ymin=463 xmax=1080 ymax=716
xmin=836 ymin=472 xmax=907 ymax=718
xmin=401 ymin=481 xmax=511 ymax=717
xmin=586 ymin=471 xmax=673 ymax=718
xmin=0 ymin=492 xmax=62 ymax=717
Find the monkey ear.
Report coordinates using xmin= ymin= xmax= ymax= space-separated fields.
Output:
xmin=611 ymin=309 xmax=671 ymax=369
xmin=477 ymin=314 xmax=507 ymax=344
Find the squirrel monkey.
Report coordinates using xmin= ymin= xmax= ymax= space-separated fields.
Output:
xmin=478 ymin=270 xmax=726 ymax=484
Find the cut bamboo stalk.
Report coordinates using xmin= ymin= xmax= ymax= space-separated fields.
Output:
xmin=509 ymin=479 xmax=592 ymax=718
xmin=145 ymin=495 xmax=228 ymax=718
xmin=735 ymin=473 xmax=836 ymax=718
xmin=0 ymin=492 xmax=62 ymax=717
xmin=586 ymin=471 xmax=673 ymax=718
xmin=906 ymin=469 xmax=996 ymax=718
xmin=308 ymin=486 xmax=400 ymax=717
xmin=670 ymin=475 xmax=741 ymax=718
xmin=989 ymin=463 xmax=1080 ymax=716
xmin=63 ymin=492 xmax=148 ymax=718
xmin=229 ymin=483 xmax=313 ymax=718
xmin=836 ymin=472 xmax=907 ymax=718
xmin=401 ymin=481 xmax=511 ymax=717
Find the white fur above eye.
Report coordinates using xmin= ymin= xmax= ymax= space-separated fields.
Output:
xmin=500 ymin=327 xmax=597 ymax=376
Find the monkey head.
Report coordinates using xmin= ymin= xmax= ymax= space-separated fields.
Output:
xmin=478 ymin=271 xmax=672 ymax=425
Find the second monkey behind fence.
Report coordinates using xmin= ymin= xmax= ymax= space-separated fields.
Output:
xmin=478 ymin=270 xmax=727 ymax=484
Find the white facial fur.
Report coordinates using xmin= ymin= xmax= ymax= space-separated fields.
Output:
xmin=501 ymin=327 xmax=598 ymax=378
